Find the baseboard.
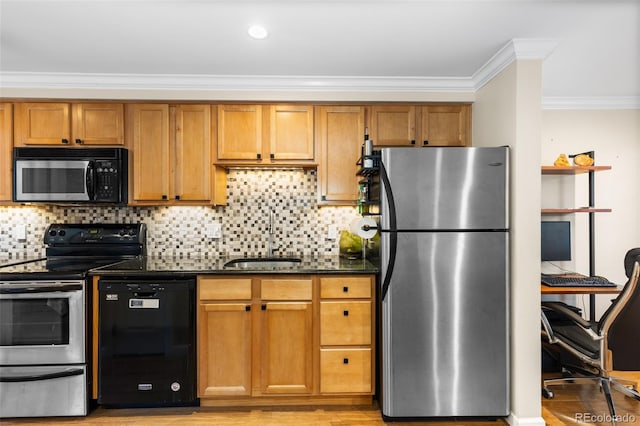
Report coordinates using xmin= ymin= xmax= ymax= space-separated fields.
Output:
xmin=507 ymin=412 xmax=546 ymax=426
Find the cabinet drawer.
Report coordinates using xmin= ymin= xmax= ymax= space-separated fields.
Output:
xmin=199 ymin=278 xmax=252 ymax=300
xmin=320 ymin=348 xmax=372 ymax=394
xmin=261 ymin=279 xmax=312 ymax=300
xmin=320 ymin=301 xmax=371 ymax=345
xmin=320 ymin=276 xmax=372 ymax=299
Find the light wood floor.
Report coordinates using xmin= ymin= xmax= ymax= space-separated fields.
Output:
xmin=3 ymin=372 xmax=639 ymax=426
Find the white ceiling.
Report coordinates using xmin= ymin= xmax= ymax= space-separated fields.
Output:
xmin=0 ymin=0 xmax=638 ymax=107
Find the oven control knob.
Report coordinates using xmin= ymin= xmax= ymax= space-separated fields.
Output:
xmin=49 ymin=230 xmax=57 ymax=236
xmin=119 ymin=229 xmax=126 ymax=236
xmin=58 ymin=230 xmax=66 ymax=236
xmin=171 ymin=382 xmax=181 ymax=392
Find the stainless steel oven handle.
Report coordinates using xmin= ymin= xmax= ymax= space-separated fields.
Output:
xmin=0 ymin=368 xmax=84 ymax=383
xmin=0 ymin=283 xmax=83 ymax=294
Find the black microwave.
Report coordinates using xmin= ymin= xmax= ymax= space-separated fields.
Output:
xmin=13 ymin=147 xmax=128 ymax=204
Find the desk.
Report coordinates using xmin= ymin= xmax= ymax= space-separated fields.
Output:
xmin=541 ymin=284 xmax=621 ymax=295
xmin=541 ymin=284 xmax=621 ymax=321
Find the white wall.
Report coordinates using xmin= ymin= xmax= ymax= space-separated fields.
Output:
xmin=541 ymin=109 xmax=640 ymax=316
xmin=474 ymin=60 xmax=545 ymax=426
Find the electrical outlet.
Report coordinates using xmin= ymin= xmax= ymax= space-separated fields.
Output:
xmin=327 ymin=224 xmax=338 ymax=240
xmin=14 ymin=224 xmax=27 ymax=241
xmin=206 ymin=223 xmax=222 ymax=239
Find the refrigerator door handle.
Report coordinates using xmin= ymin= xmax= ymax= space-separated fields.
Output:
xmin=379 ymin=160 xmax=397 ymax=301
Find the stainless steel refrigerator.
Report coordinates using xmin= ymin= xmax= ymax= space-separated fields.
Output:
xmin=377 ymin=147 xmax=509 ymax=420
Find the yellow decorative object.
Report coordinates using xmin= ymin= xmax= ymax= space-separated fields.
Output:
xmin=554 ymin=154 xmax=571 ymax=167
xmin=573 ymin=154 xmax=594 ymax=166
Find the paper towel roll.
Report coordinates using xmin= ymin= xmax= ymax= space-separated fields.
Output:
xmin=350 ymin=217 xmax=377 ymax=239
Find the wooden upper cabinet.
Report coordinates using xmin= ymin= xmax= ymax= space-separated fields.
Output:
xmin=368 ymin=104 xmax=470 ymax=147
xmin=216 ymin=104 xmax=315 ymax=165
xmin=217 ymin=104 xmax=263 ymax=161
xmin=128 ymin=103 xmax=225 ymax=205
xmin=316 ymin=106 xmax=364 ymax=204
xmin=0 ymin=103 xmax=13 ymax=202
xmin=418 ymin=105 xmax=470 ymax=147
xmin=127 ymin=104 xmax=171 ymax=202
xmin=269 ymin=105 xmax=314 ymax=161
xmin=173 ymin=104 xmax=212 ymax=201
xmin=14 ymin=102 xmax=124 ymax=146
xmin=368 ymin=105 xmax=416 ymax=146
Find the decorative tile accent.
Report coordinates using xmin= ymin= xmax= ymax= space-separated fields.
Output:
xmin=0 ymin=170 xmax=361 ymax=259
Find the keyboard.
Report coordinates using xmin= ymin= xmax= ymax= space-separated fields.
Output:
xmin=541 ymin=274 xmax=617 ymax=287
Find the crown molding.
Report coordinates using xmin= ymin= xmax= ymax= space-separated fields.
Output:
xmin=0 ymin=72 xmax=475 ymax=96
xmin=542 ymin=96 xmax=640 ymax=110
xmin=5 ymin=39 xmax=636 ymax=109
xmin=473 ymin=38 xmax=558 ymax=91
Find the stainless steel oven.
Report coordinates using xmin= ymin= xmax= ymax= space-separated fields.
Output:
xmin=0 ymin=279 xmax=87 ymax=418
xmin=0 ymin=223 xmax=147 ymax=418
xmin=0 ymin=280 xmax=85 ymax=365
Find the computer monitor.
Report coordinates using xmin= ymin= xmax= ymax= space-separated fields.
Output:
xmin=541 ymin=221 xmax=571 ymax=261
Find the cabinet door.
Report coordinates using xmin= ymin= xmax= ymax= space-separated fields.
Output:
xmin=217 ymin=105 xmax=262 ymax=161
xmin=72 ymin=103 xmax=124 ymax=146
xmin=0 ymin=103 xmax=12 ymax=201
xmin=174 ymin=104 xmax=211 ymax=201
xmin=198 ymin=302 xmax=252 ymax=396
xmin=316 ymin=106 xmax=364 ymax=204
xmin=14 ymin=103 xmax=71 ymax=145
xmin=418 ymin=105 xmax=470 ymax=147
xmin=127 ymin=104 xmax=171 ymax=201
xmin=259 ymin=301 xmax=313 ymax=394
xmin=320 ymin=348 xmax=372 ymax=393
xmin=369 ymin=105 xmax=416 ymax=146
xmin=269 ymin=105 xmax=314 ymax=161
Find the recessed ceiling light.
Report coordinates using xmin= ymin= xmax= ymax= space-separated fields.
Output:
xmin=248 ymin=25 xmax=268 ymax=40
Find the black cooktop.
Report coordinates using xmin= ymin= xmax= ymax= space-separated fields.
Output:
xmin=0 ymin=223 xmax=147 ymax=281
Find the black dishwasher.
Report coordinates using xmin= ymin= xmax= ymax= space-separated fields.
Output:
xmin=98 ymin=276 xmax=197 ymax=407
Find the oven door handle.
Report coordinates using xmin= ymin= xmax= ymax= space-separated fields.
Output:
xmin=0 ymin=368 xmax=84 ymax=383
xmin=0 ymin=283 xmax=83 ymax=294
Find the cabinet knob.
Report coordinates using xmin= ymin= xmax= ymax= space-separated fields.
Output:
xmin=343 ymin=358 xmax=349 ymax=364
xmin=423 ymin=140 xmax=429 ymax=145
xmin=343 ymin=286 xmax=349 ymax=292
xmin=270 ymin=153 xmax=275 ymax=160
xmin=175 ymin=195 xmax=180 ymax=200
xmin=75 ymin=139 xmax=83 ymax=144
xmin=245 ymin=305 xmax=251 ymax=312
xmin=343 ymin=310 xmax=349 ymax=316
xmin=162 ymin=195 xmax=167 ymax=200
xmin=321 ymin=195 xmax=326 ymax=201
xmin=410 ymin=140 xmax=416 ymax=145
xmin=62 ymin=139 xmax=69 ymax=144
xmin=257 ymin=153 xmax=262 ymax=160
xmin=261 ymin=304 xmax=267 ymax=310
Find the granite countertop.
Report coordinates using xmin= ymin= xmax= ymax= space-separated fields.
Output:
xmin=90 ymin=255 xmax=379 ymax=276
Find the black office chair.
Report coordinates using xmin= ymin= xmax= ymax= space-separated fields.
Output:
xmin=608 ymin=247 xmax=640 ymax=370
xmin=540 ymin=257 xmax=640 ymax=418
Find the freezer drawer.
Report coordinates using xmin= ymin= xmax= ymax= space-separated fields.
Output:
xmin=0 ymin=365 xmax=87 ymax=418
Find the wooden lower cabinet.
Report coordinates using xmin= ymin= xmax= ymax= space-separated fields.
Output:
xmin=197 ymin=274 xmax=375 ymax=407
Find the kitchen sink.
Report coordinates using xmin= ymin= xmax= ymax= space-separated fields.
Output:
xmin=223 ymin=257 xmax=302 ymax=269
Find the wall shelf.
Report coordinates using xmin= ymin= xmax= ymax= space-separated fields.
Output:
xmin=542 ymin=208 xmax=612 ymax=214
xmin=541 ymin=165 xmax=611 ymax=175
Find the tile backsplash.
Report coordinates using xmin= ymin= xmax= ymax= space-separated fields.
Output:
xmin=0 ymin=169 xmax=360 ymax=259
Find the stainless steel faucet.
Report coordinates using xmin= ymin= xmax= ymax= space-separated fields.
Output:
xmin=268 ymin=209 xmax=278 ymax=257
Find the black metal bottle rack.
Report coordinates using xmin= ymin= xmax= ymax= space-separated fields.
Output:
xmin=356 ymin=151 xmax=381 ymax=215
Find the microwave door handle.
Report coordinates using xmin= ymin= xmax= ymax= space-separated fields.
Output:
xmin=86 ymin=161 xmax=95 ymax=200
